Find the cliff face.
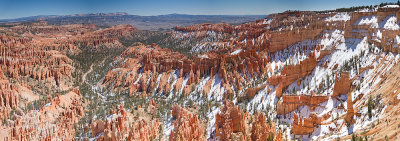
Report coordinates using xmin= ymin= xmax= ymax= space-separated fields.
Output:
xmin=0 ymin=24 xmax=135 ymax=54
xmin=175 ymin=23 xmax=234 ymax=34
xmin=71 ymin=24 xmax=136 ymax=49
xmin=269 ymin=29 xmax=324 ymax=53
xmin=267 ymin=11 xmax=333 ymax=53
xmin=269 ymin=52 xmax=318 ymax=98
xmin=102 ymin=43 xmax=269 ymax=97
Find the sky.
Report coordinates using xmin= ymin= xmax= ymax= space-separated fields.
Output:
xmin=0 ymin=0 xmax=397 ymax=19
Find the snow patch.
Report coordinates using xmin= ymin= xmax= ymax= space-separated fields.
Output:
xmin=383 ymin=5 xmax=400 ymax=8
xmin=325 ymin=12 xmax=350 ymax=22
xmin=379 ymin=15 xmax=399 ymax=30
xmin=230 ymin=49 xmax=242 ymax=55
xmin=397 ymin=93 xmax=400 ymax=100
xmin=355 ymin=15 xmax=378 ymax=28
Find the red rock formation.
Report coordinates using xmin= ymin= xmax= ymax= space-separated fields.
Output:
xmin=126 ymin=118 xmax=160 ymax=141
xmin=215 ymin=100 xmax=247 ymax=140
xmin=266 ymin=11 xmax=331 ymax=53
xmin=0 ymin=69 xmax=19 ymax=119
xmin=169 ymin=105 xmax=206 ymax=141
xmin=243 ymin=84 xmax=267 ymax=100
xmin=291 ymin=113 xmax=315 ymax=135
xmin=277 ymin=95 xmax=329 ymax=115
xmin=175 ymin=23 xmax=235 ymax=34
xmin=251 ymin=112 xmax=281 ymax=141
xmin=91 ymin=120 xmax=106 ymax=137
xmin=345 ymin=92 xmax=355 ymax=125
xmin=52 ymin=24 xmax=135 ymax=51
xmin=102 ymin=43 xmax=268 ymax=98
xmin=291 ymin=112 xmax=330 ymax=135
xmin=332 ymin=72 xmax=351 ymax=98
xmin=93 ymin=105 xmax=161 ymax=141
xmin=0 ymin=90 xmax=83 ymax=140
xmin=0 ymin=23 xmax=136 ymax=89
xmin=269 ymin=52 xmax=318 ymax=98
xmin=0 ymin=44 xmax=74 ymax=86
xmin=269 ymin=29 xmax=324 ymax=53
xmin=174 ymin=20 xmax=270 ymax=52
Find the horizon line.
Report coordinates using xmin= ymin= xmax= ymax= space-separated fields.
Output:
xmin=0 ymin=12 xmax=271 ymax=21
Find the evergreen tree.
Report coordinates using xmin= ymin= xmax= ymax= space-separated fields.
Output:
xmin=368 ymin=96 xmax=373 ymax=119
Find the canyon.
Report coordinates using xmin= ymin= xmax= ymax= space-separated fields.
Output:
xmin=1 ymin=3 xmax=400 ymax=141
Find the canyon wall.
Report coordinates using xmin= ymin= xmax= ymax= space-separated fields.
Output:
xmin=269 ymin=52 xmax=318 ymax=98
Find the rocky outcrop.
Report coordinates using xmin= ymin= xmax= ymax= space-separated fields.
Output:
xmin=169 ymin=105 xmax=206 ymax=141
xmin=215 ymin=100 xmax=247 ymax=140
xmin=269 ymin=52 xmax=318 ymax=98
xmin=0 ymin=46 xmax=74 ymax=89
xmin=126 ymin=118 xmax=160 ymax=141
xmin=269 ymin=29 xmax=324 ymax=53
xmin=291 ymin=112 xmax=329 ymax=135
xmin=0 ymin=70 xmax=19 ymax=119
xmin=102 ymin=43 xmax=268 ymax=97
xmin=242 ymin=84 xmax=267 ymax=100
xmin=345 ymin=91 xmax=355 ymax=125
xmin=175 ymin=23 xmax=234 ymax=34
xmin=332 ymin=72 xmax=351 ymax=98
xmin=0 ymin=90 xmax=83 ymax=140
xmin=92 ymin=105 xmax=161 ymax=141
xmin=72 ymin=25 xmax=135 ymax=49
xmin=251 ymin=112 xmax=281 ymax=141
xmin=292 ymin=113 xmax=314 ymax=135
xmin=267 ymin=11 xmax=331 ymax=53
xmin=277 ymin=95 xmax=329 ymax=115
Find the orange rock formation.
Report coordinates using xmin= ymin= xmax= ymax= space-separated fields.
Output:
xmin=215 ymin=100 xmax=247 ymax=140
xmin=93 ymin=105 xmax=161 ymax=141
xmin=332 ymin=72 xmax=351 ymax=98
xmin=277 ymin=95 xmax=329 ymax=115
xmin=169 ymin=105 xmax=206 ymax=141
xmin=251 ymin=112 xmax=282 ymax=141
xmin=0 ymin=90 xmax=83 ymax=140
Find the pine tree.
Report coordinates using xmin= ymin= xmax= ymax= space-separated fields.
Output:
xmin=368 ymin=96 xmax=373 ymax=119
xmin=352 ymin=134 xmax=357 ymax=141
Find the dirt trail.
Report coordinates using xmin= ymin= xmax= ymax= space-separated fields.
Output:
xmin=81 ymin=64 xmax=93 ymax=85
xmin=81 ymin=58 xmax=107 ymax=85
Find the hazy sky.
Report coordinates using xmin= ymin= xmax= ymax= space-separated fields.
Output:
xmin=0 ymin=0 xmax=397 ymax=19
